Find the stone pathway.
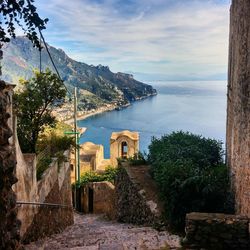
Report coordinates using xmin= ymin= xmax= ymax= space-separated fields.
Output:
xmin=25 ymin=213 xmax=181 ymax=250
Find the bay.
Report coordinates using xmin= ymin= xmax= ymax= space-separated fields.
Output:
xmin=78 ymin=81 xmax=227 ymax=158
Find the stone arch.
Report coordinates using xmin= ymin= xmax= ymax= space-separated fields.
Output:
xmin=110 ymin=130 xmax=139 ymax=166
xmin=121 ymin=141 xmax=128 ymax=158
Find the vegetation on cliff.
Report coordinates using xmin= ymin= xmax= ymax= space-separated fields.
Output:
xmin=148 ymin=131 xmax=233 ymax=231
xmin=2 ymin=37 xmax=157 ymax=109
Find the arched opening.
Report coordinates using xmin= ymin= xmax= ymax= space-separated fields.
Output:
xmin=121 ymin=141 xmax=128 ymax=158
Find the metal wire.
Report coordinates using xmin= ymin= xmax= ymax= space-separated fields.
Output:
xmin=38 ymin=29 xmax=72 ymax=97
xmin=16 ymin=201 xmax=72 ymax=209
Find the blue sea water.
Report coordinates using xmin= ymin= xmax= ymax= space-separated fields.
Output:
xmin=78 ymin=81 xmax=227 ymax=158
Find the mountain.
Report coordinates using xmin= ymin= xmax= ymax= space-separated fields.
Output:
xmin=1 ymin=37 xmax=157 ymax=110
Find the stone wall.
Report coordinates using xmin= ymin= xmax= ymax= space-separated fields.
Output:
xmin=13 ymin=143 xmax=73 ymax=243
xmin=0 ymin=81 xmax=22 ymax=249
xmin=13 ymin=132 xmax=38 ymax=237
xmin=22 ymin=164 xmax=73 ymax=243
xmin=115 ymin=166 xmax=161 ymax=226
xmin=226 ymin=0 xmax=250 ymax=215
xmin=82 ymin=181 xmax=116 ymax=219
xmin=183 ymin=212 xmax=250 ymax=250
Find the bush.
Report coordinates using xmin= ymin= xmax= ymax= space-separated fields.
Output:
xmin=36 ymin=156 xmax=52 ymax=180
xmin=128 ymin=152 xmax=147 ymax=166
xmin=76 ymin=166 xmax=119 ymax=188
xmin=37 ymin=132 xmax=74 ymax=155
xmin=148 ymin=131 xmax=232 ymax=231
xmin=36 ymin=131 xmax=74 ymax=179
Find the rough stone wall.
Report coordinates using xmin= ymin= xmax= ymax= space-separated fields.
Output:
xmin=0 ymin=80 xmax=22 ymax=249
xmin=82 ymin=181 xmax=116 ymax=218
xmin=183 ymin=212 xmax=250 ymax=250
xmin=227 ymin=0 xmax=250 ymax=215
xmin=115 ymin=167 xmax=159 ymax=226
xmin=22 ymin=165 xmax=74 ymax=244
xmin=92 ymin=182 xmax=115 ymax=218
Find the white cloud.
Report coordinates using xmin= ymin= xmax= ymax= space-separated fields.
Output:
xmin=36 ymin=0 xmax=230 ymax=79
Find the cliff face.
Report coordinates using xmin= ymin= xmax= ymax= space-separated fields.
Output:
xmin=1 ymin=37 xmax=156 ymax=107
xmin=227 ymin=0 xmax=250 ymax=215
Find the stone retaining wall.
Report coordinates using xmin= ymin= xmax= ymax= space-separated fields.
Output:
xmin=81 ymin=181 xmax=116 ymax=219
xmin=115 ymin=167 xmax=159 ymax=226
xmin=183 ymin=212 xmax=250 ymax=250
xmin=22 ymin=165 xmax=73 ymax=243
xmin=0 ymin=80 xmax=22 ymax=249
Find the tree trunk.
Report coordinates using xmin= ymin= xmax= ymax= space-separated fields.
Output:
xmin=0 ymin=46 xmax=22 ymax=248
xmin=226 ymin=0 xmax=250 ymax=215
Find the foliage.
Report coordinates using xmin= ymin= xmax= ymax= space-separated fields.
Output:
xmin=36 ymin=131 xmax=74 ymax=179
xmin=102 ymin=166 xmax=119 ymax=182
xmin=36 ymin=156 xmax=52 ymax=180
xmin=14 ymin=69 xmax=66 ymax=153
xmin=148 ymin=131 xmax=232 ymax=231
xmin=2 ymin=36 xmax=156 ymax=107
xmin=76 ymin=166 xmax=119 ymax=188
xmin=128 ymin=152 xmax=148 ymax=166
xmin=0 ymin=0 xmax=48 ymax=47
xmin=37 ymin=131 xmax=74 ymax=155
xmin=54 ymin=151 xmax=67 ymax=165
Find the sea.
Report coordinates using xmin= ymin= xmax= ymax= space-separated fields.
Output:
xmin=78 ymin=81 xmax=227 ymax=158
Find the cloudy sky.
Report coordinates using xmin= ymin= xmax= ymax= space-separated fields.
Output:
xmin=35 ymin=0 xmax=231 ymax=80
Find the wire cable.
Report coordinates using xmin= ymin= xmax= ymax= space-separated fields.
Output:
xmin=38 ymin=29 xmax=72 ymax=97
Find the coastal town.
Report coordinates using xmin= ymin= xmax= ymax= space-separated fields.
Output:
xmin=0 ymin=1 xmax=250 ymax=250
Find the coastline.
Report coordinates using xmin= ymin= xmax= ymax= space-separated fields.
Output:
xmin=63 ymin=92 xmax=157 ymax=126
xmin=63 ymin=104 xmax=119 ymax=125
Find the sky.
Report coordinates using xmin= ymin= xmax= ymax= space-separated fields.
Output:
xmin=35 ymin=0 xmax=231 ymax=81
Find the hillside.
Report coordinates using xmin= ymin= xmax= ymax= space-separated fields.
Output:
xmin=1 ymin=37 xmax=157 ymax=110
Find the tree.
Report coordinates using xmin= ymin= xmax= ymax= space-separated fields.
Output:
xmin=0 ymin=0 xmax=48 ymax=47
xmin=148 ymin=131 xmax=233 ymax=231
xmin=14 ymin=69 xmax=66 ymax=153
xmin=0 ymin=1 xmax=48 ymax=248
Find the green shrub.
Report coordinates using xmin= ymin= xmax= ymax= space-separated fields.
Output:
xmin=37 ymin=132 xmax=74 ymax=155
xmin=36 ymin=156 xmax=52 ymax=180
xmin=128 ymin=152 xmax=147 ymax=166
xmin=75 ymin=166 xmax=119 ymax=188
xmin=148 ymin=131 xmax=233 ymax=231
xmin=36 ymin=132 xmax=74 ymax=179
xmin=102 ymin=166 xmax=119 ymax=182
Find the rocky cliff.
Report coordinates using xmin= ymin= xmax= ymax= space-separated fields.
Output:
xmin=1 ymin=37 xmax=156 ymax=109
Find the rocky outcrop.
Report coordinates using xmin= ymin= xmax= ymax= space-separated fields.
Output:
xmin=2 ymin=37 xmax=157 ymax=107
xmin=0 ymin=80 xmax=22 ymax=249
xmin=183 ymin=213 xmax=250 ymax=250
xmin=226 ymin=0 xmax=250 ymax=216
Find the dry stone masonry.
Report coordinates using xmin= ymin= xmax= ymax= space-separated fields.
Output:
xmin=183 ymin=213 xmax=250 ymax=250
xmin=0 ymin=79 xmax=22 ymax=249
xmin=115 ymin=165 xmax=164 ymax=227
